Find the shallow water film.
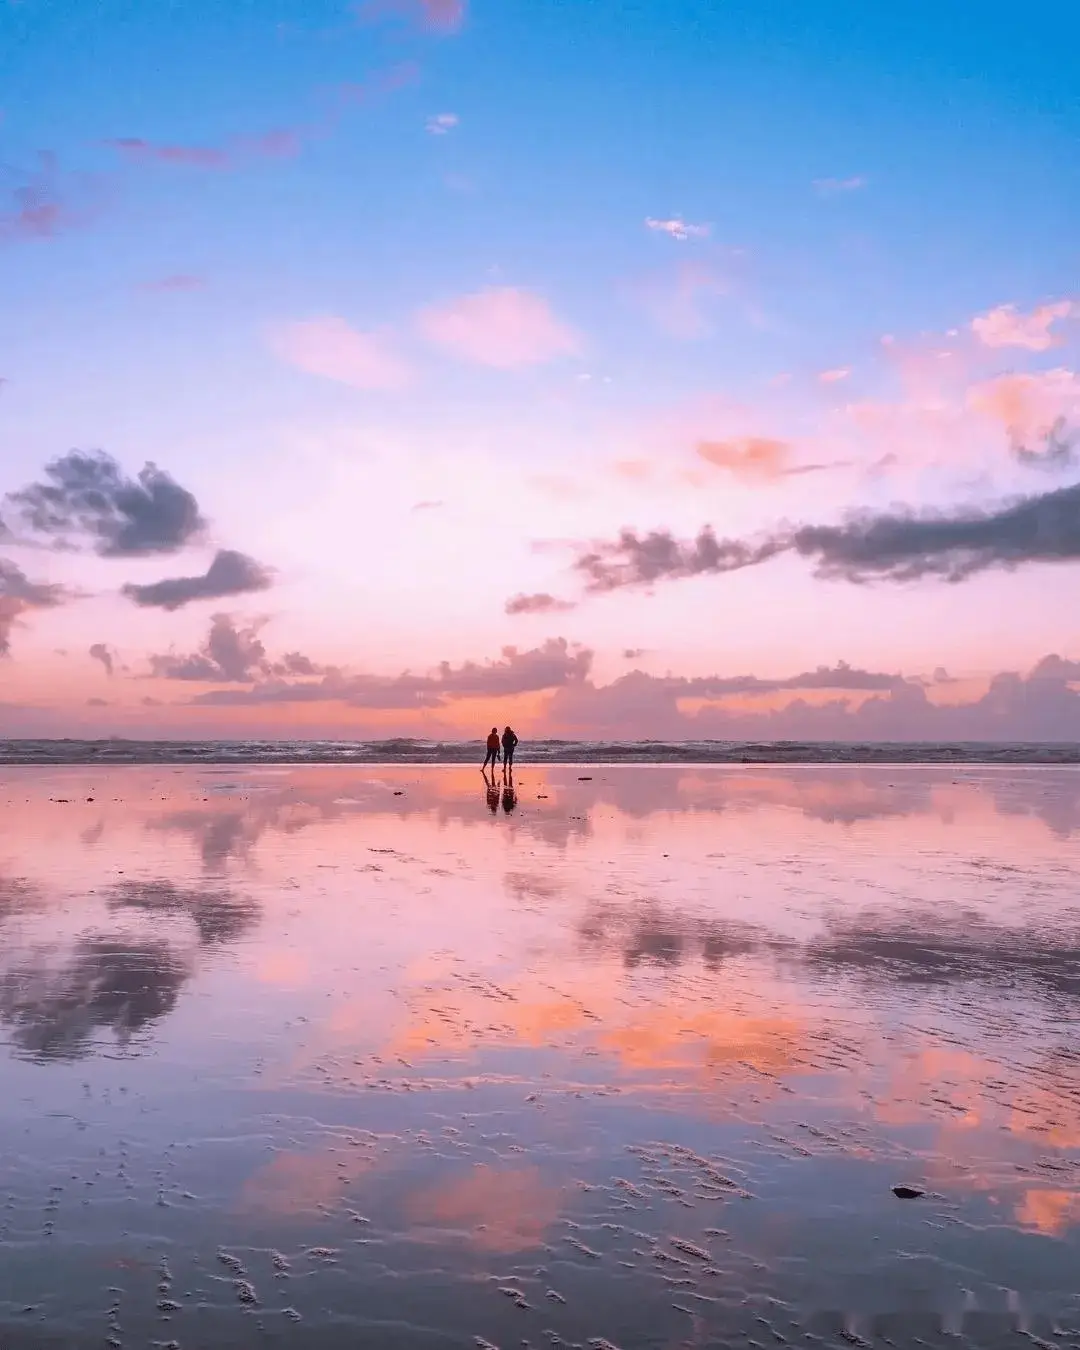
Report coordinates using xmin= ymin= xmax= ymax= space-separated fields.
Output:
xmin=0 ymin=764 xmax=1078 ymax=1349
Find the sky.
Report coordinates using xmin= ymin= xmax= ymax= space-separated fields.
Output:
xmin=1 ymin=0 xmax=1079 ymax=741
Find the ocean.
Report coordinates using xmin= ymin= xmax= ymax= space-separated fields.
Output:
xmin=1 ymin=737 xmax=1079 ymax=764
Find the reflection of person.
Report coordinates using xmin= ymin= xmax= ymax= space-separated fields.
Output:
xmin=485 ymin=777 xmax=500 ymax=813
xmin=501 ymin=725 xmax=518 ymax=777
xmin=482 ymin=727 xmax=501 ymax=772
xmin=501 ymin=785 xmax=517 ymax=814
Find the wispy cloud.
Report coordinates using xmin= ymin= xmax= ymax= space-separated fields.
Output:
xmin=0 ymin=154 xmax=94 ymax=243
xmin=336 ymin=61 xmax=421 ymax=108
xmin=138 ymin=274 xmax=206 ymax=293
xmin=813 ymin=176 xmax=868 ymax=196
xmin=267 ymin=316 xmax=411 ymax=390
xmin=122 ymin=550 xmax=274 ymax=611
xmin=971 ymin=301 xmax=1076 ymax=352
xmin=417 ymin=287 xmax=581 ymax=369
xmin=356 ymin=0 xmax=466 ymax=34
xmin=818 ymin=367 xmax=851 ymax=384
xmin=627 ymin=260 xmax=731 ymax=339
xmin=107 ymin=138 xmax=231 ymax=169
xmin=106 ymin=127 xmax=304 ymax=172
xmin=644 ymin=216 xmax=710 ymax=242
xmin=426 ymin=112 xmax=459 ymax=135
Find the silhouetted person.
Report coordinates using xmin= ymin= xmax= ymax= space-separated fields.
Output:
xmin=502 ymin=784 xmax=517 ymax=814
xmin=501 ymin=725 xmax=518 ymax=777
xmin=483 ymin=727 xmax=501 ymax=773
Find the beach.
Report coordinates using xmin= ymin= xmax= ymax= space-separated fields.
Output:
xmin=0 ymin=762 xmax=1077 ymax=1347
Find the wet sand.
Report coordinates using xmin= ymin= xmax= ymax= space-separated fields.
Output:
xmin=0 ymin=763 xmax=1078 ymax=1348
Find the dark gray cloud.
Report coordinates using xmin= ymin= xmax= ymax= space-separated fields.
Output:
xmin=505 ymin=591 xmax=577 ymax=615
xmin=1013 ymin=417 xmax=1077 ymax=471
xmin=573 ymin=475 xmax=1080 ymax=591
xmin=6 ymin=450 xmax=206 ymax=557
xmin=575 ymin=525 xmax=786 ymax=592
xmin=89 ymin=642 xmax=115 ymax=676
xmin=0 ymin=558 xmax=71 ymax=655
xmin=149 ymin=612 xmax=271 ymax=683
xmin=186 ymin=636 xmax=592 ymax=707
xmin=122 ymin=548 xmax=274 ymax=610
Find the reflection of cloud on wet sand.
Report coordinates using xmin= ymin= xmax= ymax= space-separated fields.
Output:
xmin=238 ymin=1141 xmax=383 ymax=1216
xmin=132 ymin=765 xmax=1080 ymax=881
xmin=598 ymin=1007 xmax=805 ymax=1075
xmin=580 ymin=904 xmax=772 ymax=970
xmin=1015 ymin=1188 xmax=1080 ymax=1235
xmin=385 ymin=963 xmax=811 ymax=1094
xmin=804 ymin=907 xmax=1080 ymax=999
xmin=0 ymin=872 xmax=43 ymax=920
xmin=0 ymin=936 xmax=189 ymax=1061
xmin=405 ymin=1164 xmax=562 ymax=1251
xmin=107 ymin=878 xmax=259 ymax=945
xmin=0 ymin=877 xmax=259 ymax=1061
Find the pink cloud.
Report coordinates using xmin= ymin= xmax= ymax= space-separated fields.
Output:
xmin=417 ymin=287 xmax=581 ymax=369
xmin=697 ymin=436 xmax=793 ymax=481
xmin=813 ymin=176 xmax=868 ymax=196
xmin=971 ymin=301 xmax=1076 ymax=352
xmin=138 ymin=274 xmax=206 ymax=292
xmin=106 ymin=127 xmax=306 ymax=172
xmin=967 ymin=368 xmax=1080 ymax=442
xmin=818 ymin=367 xmax=851 ymax=384
xmin=267 ymin=316 xmax=411 ymax=390
xmin=0 ymin=156 xmax=91 ymax=242
xmin=0 ymin=188 xmax=70 ymax=239
xmin=697 ymin=436 xmax=847 ymax=484
xmin=238 ymin=129 xmax=304 ymax=159
xmin=629 ymin=260 xmax=731 ymax=339
xmin=356 ymin=0 xmax=466 ymax=33
xmin=337 ymin=61 xmax=421 ymax=108
xmin=107 ymin=137 xmax=232 ymax=169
